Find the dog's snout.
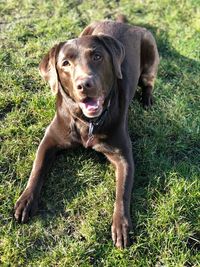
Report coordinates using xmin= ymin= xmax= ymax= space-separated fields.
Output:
xmin=76 ymin=77 xmax=94 ymax=91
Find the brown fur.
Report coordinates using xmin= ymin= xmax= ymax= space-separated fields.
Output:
xmin=14 ymin=19 xmax=159 ymax=248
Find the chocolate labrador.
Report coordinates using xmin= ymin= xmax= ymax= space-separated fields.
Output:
xmin=14 ymin=19 xmax=159 ymax=248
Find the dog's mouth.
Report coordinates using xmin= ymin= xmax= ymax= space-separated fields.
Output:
xmin=79 ymin=96 xmax=104 ymax=118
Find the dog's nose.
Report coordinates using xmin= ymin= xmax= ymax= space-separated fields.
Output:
xmin=76 ymin=77 xmax=94 ymax=91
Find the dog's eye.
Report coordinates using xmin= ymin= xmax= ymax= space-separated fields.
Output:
xmin=93 ymin=54 xmax=102 ymax=61
xmin=62 ymin=60 xmax=70 ymax=67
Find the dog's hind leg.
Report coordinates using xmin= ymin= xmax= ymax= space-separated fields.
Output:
xmin=139 ymin=30 xmax=159 ymax=108
xmin=139 ymin=73 xmax=156 ymax=108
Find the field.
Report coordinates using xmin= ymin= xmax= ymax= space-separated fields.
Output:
xmin=0 ymin=0 xmax=199 ymax=266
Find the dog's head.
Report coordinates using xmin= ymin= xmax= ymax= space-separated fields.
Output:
xmin=39 ymin=35 xmax=125 ymax=118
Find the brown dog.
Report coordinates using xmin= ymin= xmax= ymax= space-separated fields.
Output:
xmin=14 ymin=19 xmax=159 ymax=248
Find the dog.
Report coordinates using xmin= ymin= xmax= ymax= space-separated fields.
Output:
xmin=14 ymin=18 xmax=159 ymax=248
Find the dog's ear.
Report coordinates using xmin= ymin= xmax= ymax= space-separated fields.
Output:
xmin=97 ymin=35 xmax=125 ymax=79
xmin=39 ymin=44 xmax=60 ymax=95
xmin=79 ymin=22 xmax=99 ymax=36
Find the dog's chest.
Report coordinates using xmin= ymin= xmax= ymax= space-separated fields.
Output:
xmin=81 ymin=134 xmax=95 ymax=148
xmin=76 ymin=122 xmax=106 ymax=148
xmin=79 ymin=126 xmax=98 ymax=148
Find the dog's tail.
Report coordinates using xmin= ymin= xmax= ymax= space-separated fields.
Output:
xmin=115 ymin=14 xmax=128 ymax=23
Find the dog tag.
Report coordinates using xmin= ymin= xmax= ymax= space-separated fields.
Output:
xmin=86 ymin=122 xmax=94 ymax=147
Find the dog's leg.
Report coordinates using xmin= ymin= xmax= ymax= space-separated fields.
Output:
xmin=14 ymin=132 xmax=58 ymax=223
xmin=140 ymin=32 xmax=159 ymax=108
xmin=104 ymin=135 xmax=134 ymax=248
xmin=140 ymin=73 xmax=156 ymax=108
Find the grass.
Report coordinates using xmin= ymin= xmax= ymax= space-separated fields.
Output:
xmin=0 ymin=0 xmax=199 ymax=266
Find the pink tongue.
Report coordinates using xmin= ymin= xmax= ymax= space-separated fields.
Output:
xmin=84 ymin=99 xmax=98 ymax=111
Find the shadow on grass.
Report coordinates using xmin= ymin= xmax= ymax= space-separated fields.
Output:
xmin=40 ymin=147 xmax=107 ymax=218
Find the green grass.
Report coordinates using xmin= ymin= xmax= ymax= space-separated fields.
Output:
xmin=0 ymin=0 xmax=200 ymax=266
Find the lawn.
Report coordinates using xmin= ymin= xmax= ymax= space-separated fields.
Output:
xmin=0 ymin=0 xmax=199 ymax=266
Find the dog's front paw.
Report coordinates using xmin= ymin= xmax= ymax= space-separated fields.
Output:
xmin=111 ymin=213 xmax=132 ymax=249
xmin=14 ymin=188 xmax=38 ymax=223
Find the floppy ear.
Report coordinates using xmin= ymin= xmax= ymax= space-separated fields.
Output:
xmin=97 ymin=35 xmax=125 ymax=79
xmin=39 ymin=44 xmax=59 ymax=95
